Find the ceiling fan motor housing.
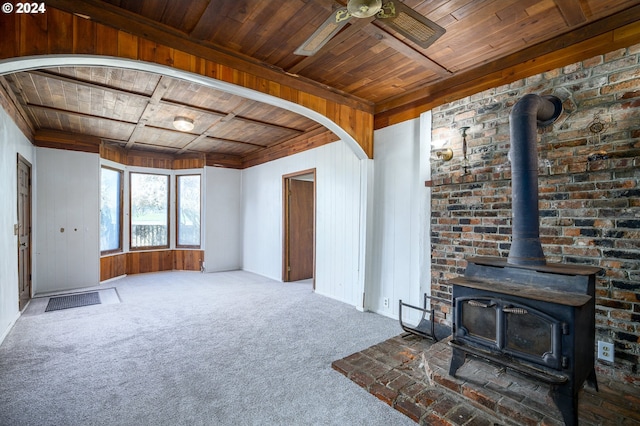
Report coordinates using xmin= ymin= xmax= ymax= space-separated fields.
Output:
xmin=347 ymin=0 xmax=382 ymax=18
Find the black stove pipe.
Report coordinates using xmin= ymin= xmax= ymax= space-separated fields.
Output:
xmin=507 ymin=94 xmax=562 ymax=266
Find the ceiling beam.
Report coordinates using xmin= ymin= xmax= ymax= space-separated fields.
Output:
xmin=363 ymin=23 xmax=451 ymax=76
xmin=27 ymin=103 xmax=137 ymax=126
xmin=176 ymin=117 xmax=225 ymax=155
xmin=27 ymin=70 xmax=307 ymax=134
xmin=25 ymin=101 xmax=289 ymax=153
xmin=554 ymin=0 xmax=587 ymax=27
xmin=0 ymin=76 xmax=36 ymax=138
xmin=126 ymin=75 xmax=173 ymax=149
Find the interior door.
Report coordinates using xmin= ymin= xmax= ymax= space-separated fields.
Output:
xmin=284 ymin=172 xmax=315 ymax=283
xmin=17 ymin=155 xmax=32 ymax=311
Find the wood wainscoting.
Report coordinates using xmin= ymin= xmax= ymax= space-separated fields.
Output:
xmin=100 ymin=250 xmax=204 ymax=282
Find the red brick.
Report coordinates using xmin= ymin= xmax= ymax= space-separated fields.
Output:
xmin=369 ymin=382 xmax=398 ymax=406
xmin=330 ymin=359 xmax=355 ymax=376
xmin=496 ymin=397 xmax=545 ymax=426
xmin=461 ymin=384 xmax=499 ymax=411
xmin=394 ymin=396 xmax=427 ymax=422
xmin=445 ymin=404 xmax=477 ymax=424
xmin=414 ymin=388 xmax=442 ymax=408
xmin=429 ymin=395 xmax=459 ymax=417
xmin=420 ymin=412 xmax=455 ymax=426
xmin=377 ymin=369 xmax=401 ymax=386
xmin=349 ymin=371 xmax=375 ymax=389
xmin=432 ymin=372 xmax=462 ymax=393
xmin=387 ymin=372 xmax=414 ymax=392
xmin=400 ymin=381 xmax=427 ymax=399
xmin=343 ymin=352 xmax=364 ymax=363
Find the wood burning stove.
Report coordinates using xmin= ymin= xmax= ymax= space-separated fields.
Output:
xmin=447 ymin=94 xmax=602 ymax=426
xmin=449 ymin=257 xmax=601 ymax=426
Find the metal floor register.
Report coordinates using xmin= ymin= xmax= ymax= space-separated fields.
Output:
xmin=45 ymin=292 xmax=101 ymax=312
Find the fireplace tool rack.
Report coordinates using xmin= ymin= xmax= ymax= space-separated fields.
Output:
xmin=399 ymin=293 xmax=451 ymax=342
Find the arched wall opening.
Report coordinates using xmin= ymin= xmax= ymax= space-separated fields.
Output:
xmin=0 ymin=55 xmax=368 ymax=160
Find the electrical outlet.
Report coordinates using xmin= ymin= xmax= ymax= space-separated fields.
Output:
xmin=383 ymin=298 xmax=389 ymax=308
xmin=597 ymin=341 xmax=614 ymax=362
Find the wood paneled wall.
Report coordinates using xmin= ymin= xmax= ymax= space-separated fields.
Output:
xmin=100 ymin=253 xmax=126 ymax=282
xmin=98 ymin=143 xmax=206 ymax=169
xmin=0 ymin=7 xmax=374 ymax=158
xmin=100 ymin=250 xmax=204 ymax=281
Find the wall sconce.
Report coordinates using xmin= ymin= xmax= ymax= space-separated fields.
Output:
xmin=434 ymin=148 xmax=454 ymax=161
xmin=460 ymin=126 xmax=470 ymax=174
xmin=173 ymin=116 xmax=195 ymax=132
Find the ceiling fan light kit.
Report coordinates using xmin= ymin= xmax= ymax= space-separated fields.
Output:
xmin=294 ymin=0 xmax=445 ymax=56
xmin=173 ymin=116 xmax=194 ymax=132
xmin=347 ymin=0 xmax=382 ymax=18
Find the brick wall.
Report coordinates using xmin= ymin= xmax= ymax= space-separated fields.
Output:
xmin=430 ymin=44 xmax=640 ymax=386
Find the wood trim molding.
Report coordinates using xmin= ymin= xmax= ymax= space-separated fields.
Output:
xmin=0 ymin=76 xmax=34 ymax=142
xmin=35 ymin=129 xmax=101 ymax=153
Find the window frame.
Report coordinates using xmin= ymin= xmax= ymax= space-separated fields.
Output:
xmin=129 ymin=171 xmax=170 ymax=251
xmin=175 ymin=173 xmax=202 ymax=249
xmin=100 ymin=166 xmax=124 ymax=255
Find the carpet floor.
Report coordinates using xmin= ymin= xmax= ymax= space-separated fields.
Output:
xmin=0 ymin=271 xmax=414 ymax=426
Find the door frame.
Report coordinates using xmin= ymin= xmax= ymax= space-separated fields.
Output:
xmin=17 ymin=154 xmax=32 ymax=311
xmin=282 ymin=168 xmax=316 ymax=286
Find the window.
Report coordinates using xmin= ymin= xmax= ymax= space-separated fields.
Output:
xmin=100 ymin=167 xmax=123 ymax=254
xmin=130 ymin=172 xmax=169 ymax=249
xmin=177 ymin=174 xmax=201 ymax=247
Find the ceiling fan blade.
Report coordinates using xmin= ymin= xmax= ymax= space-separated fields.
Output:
xmin=376 ymin=0 xmax=445 ymax=49
xmin=294 ymin=7 xmax=352 ymax=56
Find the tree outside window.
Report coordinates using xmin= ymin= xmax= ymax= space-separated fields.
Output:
xmin=177 ymin=175 xmax=201 ymax=247
xmin=130 ymin=173 xmax=169 ymax=249
xmin=100 ymin=167 xmax=122 ymax=253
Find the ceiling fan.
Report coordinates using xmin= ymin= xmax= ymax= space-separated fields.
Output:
xmin=294 ymin=0 xmax=445 ymax=56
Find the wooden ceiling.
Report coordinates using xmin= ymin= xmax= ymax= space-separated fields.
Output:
xmin=2 ymin=0 xmax=640 ymax=167
xmin=3 ymin=67 xmax=322 ymax=167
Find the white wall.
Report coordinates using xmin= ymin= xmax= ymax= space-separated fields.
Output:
xmin=366 ymin=112 xmax=431 ymax=319
xmin=204 ymin=166 xmax=242 ymax=272
xmin=34 ymin=148 xmax=100 ymax=294
xmin=0 ymin=109 xmax=35 ymax=343
xmin=242 ymin=140 xmax=366 ymax=307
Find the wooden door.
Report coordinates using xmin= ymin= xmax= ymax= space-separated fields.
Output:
xmin=17 ymin=155 xmax=32 ymax=311
xmin=284 ymin=173 xmax=315 ymax=283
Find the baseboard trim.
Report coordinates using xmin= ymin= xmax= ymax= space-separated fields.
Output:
xmin=0 ymin=310 xmax=21 ymax=346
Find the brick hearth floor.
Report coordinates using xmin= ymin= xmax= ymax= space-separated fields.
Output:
xmin=332 ymin=334 xmax=640 ymax=426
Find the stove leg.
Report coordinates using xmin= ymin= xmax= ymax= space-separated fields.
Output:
xmin=586 ymin=368 xmax=598 ymax=392
xmin=449 ymin=346 xmax=466 ymax=376
xmin=551 ymin=384 xmax=578 ymax=426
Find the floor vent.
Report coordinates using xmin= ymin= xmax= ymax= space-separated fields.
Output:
xmin=45 ymin=292 xmax=101 ymax=312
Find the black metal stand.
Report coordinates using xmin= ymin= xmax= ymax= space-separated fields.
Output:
xmin=398 ymin=294 xmax=450 ymax=342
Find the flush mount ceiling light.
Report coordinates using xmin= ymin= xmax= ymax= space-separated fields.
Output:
xmin=173 ymin=116 xmax=194 ymax=132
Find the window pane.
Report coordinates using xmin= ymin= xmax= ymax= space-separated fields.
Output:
xmin=100 ymin=167 xmax=122 ymax=253
xmin=177 ymin=175 xmax=201 ymax=247
xmin=131 ymin=173 xmax=169 ymax=248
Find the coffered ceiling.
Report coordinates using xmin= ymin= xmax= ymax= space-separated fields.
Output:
xmin=1 ymin=0 xmax=639 ymax=167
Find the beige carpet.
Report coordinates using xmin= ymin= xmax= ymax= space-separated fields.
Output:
xmin=0 ymin=270 xmax=414 ymax=426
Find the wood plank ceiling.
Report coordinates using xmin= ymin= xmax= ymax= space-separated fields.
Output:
xmin=2 ymin=0 xmax=640 ymax=168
